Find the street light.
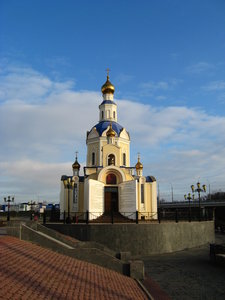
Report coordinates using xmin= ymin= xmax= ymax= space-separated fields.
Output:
xmin=63 ymin=176 xmax=75 ymax=224
xmin=4 ymin=196 xmax=14 ymax=221
xmin=170 ymin=183 xmax=174 ymax=202
xmin=191 ymin=182 xmax=206 ymax=221
xmin=184 ymin=193 xmax=194 ymax=222
xmin=28 ymin=201 xmax=36 ymax=220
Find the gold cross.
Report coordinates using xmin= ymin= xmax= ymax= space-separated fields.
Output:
xmin=75 ymin=151 xmax=78 ymax=160
xmin=106 ymin=68 xmax=110 ymax=77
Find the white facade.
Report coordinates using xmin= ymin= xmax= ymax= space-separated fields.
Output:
xmin=60 ymin=75 xmax=157 ymax=220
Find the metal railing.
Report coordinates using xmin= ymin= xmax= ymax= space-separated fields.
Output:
xmin=0 ymin=207 xmax=214 ymax=225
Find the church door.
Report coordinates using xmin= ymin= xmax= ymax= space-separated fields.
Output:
xmin=104 ymin=187 xmax=118 ymax=213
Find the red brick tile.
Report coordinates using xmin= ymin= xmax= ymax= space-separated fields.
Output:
xmin=0 ymin=236 xmax=148 ymax=299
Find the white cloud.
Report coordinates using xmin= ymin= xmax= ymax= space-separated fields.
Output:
xmin=140 ymin=81 xmax=169 ymax=91
xmin=202 ymin=80 xmax=225 ymax=91
xmin=0 ymin=63 xmax=225 ymax=203
xmin=115 ymin=73 xmax=134 ymax=84
xmin=0 ymin=65 xmax=74 ymax=103
xmin=156 ymin=96 xmax=167 ymax=101
xmin=186 ymin=62 xmax=215 ymax=74
xmin=138 ymin=79 xmax=182 ymax=98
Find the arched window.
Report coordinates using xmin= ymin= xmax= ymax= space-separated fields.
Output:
xmin=113 ymin=111 xmax=116 ymax=119
xmin=141 ymin=184 xmax=145 ymax=204
xmin=102 ymin=111 xmax=104 ymax=119
xmin=123 ymin=153 xmax=126 ymax=166
xmin=92 ymin=152 xmax=95 ymax=166
xmin=106 ymin=173 xmax=117 ymax=184
xmin=108 ymin=154 xmax=115 ymax=166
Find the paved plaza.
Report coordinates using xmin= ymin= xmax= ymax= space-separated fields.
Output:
xmin=1 ymin=228 xmax=225 ymax=300
xmin=143 ymin=232 xmax=225 ymax=300
xmin=0 ymin=235 xmax=148 ymax=300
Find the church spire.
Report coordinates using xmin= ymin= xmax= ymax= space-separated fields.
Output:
xmin=99 ymin=71 xmax=117 ymax=122
xmin=72 ymin=151 xmax=80 ymax=176
xmin=135 ymin=153 xmax=143 ymax=177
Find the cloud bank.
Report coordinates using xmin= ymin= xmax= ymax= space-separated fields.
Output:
xmin=0 ymin=63 xmax=224 ymax=202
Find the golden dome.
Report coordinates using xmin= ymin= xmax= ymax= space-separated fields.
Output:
xmin=101 ymin=75 xmax=115 ymax=94
xmin=135 ymin=157 xmax=143 ymax=170
xmin=106 ymin=122 xmax=116 ymax=137
xmin=72 ymin=157 xmax=80 ymax=170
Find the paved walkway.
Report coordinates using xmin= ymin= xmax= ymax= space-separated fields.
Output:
xmin=0 ymin=236 xmax=148 ymax=300
xmin=142 ymin=232 xmax=225 ymax=300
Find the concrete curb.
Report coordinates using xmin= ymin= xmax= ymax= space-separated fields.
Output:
xmin=136 ymin=279 xmax=154 ymax=300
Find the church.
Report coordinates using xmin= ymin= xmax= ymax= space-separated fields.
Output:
xmin=60 ymin=74 xmax=157 ymax=221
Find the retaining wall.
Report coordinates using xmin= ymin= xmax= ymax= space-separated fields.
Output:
xmin=46 ymin=221 xmax=215 ymax=257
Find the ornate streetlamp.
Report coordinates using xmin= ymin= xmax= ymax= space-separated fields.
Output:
xmin=63 ymin=176 xmax=75 ymax=224
xmin=184 ymin=193 xmax=194 ymax=222
xmin=4 ymin=196 xmax=14 ymax=221
xmin=191 ymin=182 xmax=206 ymax=221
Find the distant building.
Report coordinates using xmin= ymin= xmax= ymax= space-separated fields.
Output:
xmin=60 ymin=74 xmax=157 ymax=220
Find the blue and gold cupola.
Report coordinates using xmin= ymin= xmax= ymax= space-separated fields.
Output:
xmin=99 ymin=71 xmax=117 ymax=122
xmin=101 ymin=75 xmax=115 ymax=95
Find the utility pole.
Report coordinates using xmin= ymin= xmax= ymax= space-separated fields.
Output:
xmin=171 ymin=184 xmax=174 ymax=202
xmin=158 ymin=183 xmax=160 ymax=207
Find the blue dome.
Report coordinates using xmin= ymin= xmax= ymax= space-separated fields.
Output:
xmin=91 ymin=121 xmax=124 ymax=137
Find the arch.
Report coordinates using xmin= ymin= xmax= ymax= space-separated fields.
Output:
xmin=92 ymin=152 xmax=95 ymax=166
xmin=98 ymin=165 xmax=126 ymax=184
xmin=123 ymin=153 xmax=126 ymax=166
xmin=101 ymin=111 xmax=104 ymax=119
xmin=106 ymin=173 xmax=117 ymax=184
xmin=113 ymin=111 xmax=116 ymax=119
xmin=108 ymin=154 xmax=115 ymax=166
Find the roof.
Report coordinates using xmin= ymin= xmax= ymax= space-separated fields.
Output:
xmin=61 ymin=175 xmax=84 ymax=182
xmin=146 ymin=176 xmax=156 ymax=182
xmin=99 ymin=100 xmax=117 ymax=106
xmin=92 ymin=121 xmax=124 ymax=137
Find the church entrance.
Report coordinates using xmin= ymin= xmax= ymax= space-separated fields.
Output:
xmin=104 ymin=187 xmax=118 ymax=213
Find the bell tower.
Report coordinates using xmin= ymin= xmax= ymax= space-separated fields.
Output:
xmin=99 ymin=69 xmax=117 ymax=122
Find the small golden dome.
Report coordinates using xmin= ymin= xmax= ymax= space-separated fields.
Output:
xmin=135 ymin=157 xmax=143 ymax=170
xmin=72 ymin=157 xmax=80 ymax=170
xmin=106 ymin=122 xmax=116 ymax=137
xmin=101 ymin=75 xmax=115 ymax=94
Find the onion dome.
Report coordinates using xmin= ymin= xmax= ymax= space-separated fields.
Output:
xmin=101 ymin=75 xmax=115 ymax=94
xmin=135 ymin=156 xmax=143 ymax=170
xmin=72 ymin=155 xmax=80 ymax=170
xmin=106 ymin=122 xmax=116 ymax=137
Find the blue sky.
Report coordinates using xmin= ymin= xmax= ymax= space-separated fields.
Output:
xmin=0 ymin=0 xmax=225 ymax=203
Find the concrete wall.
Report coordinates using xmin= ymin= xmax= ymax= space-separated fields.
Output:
xmin=46 ymin=221 xmax=215 ymax=257
xmin=6 ymin=222 xmax=133 ymax=277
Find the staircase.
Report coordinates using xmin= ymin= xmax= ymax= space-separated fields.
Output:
xmin=90 ymin=212 xmax=134 ymax=223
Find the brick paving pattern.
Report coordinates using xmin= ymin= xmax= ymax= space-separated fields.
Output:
xmin=142 ymin=275 xmax=171 ymax=300
xmin=0 ymin=236 xmax=148 ymax=300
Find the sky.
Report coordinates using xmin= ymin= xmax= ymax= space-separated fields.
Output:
xmin=0 ymin=0 xmax=225 ymax=204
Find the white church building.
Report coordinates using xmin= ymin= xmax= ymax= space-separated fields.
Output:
xmin=60 ymin=74 xmax=157 ymax=221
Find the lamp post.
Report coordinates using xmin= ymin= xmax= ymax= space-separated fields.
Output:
xmin=171 ymin=183 xmax=174 ymax=202
xmin=28 ymin=201 xmax=36 ymax=220
xmin=63 ymin=176 xmax=75 ymax=224
xmin=4 ymin=196 xmax=14 ymax=221
xmin=191 ymin=182 xmax=206 ymax=221
xmin=184 ymin=193 xmax=194 ymax=222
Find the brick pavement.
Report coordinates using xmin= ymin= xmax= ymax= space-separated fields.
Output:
xmin=0 ymin=236 xmax=148 ymax=300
